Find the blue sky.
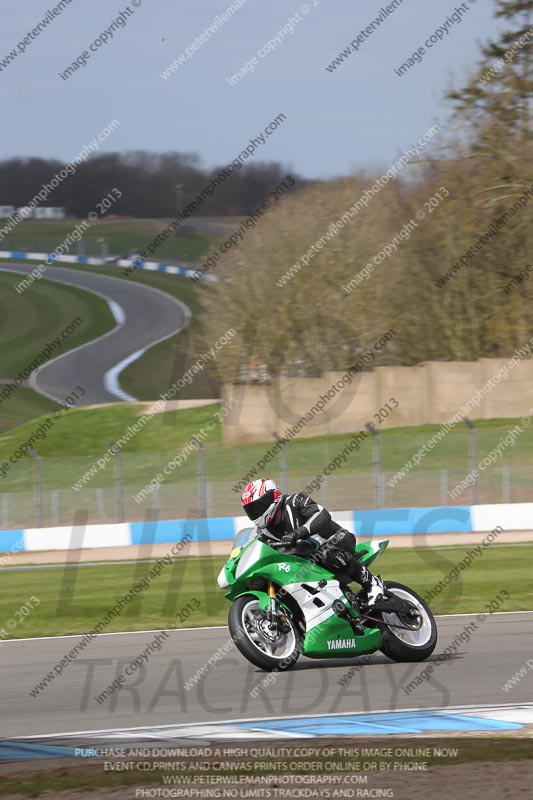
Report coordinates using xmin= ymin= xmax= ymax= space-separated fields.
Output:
xmin=0 ymin=0 xmax=503 ymax=178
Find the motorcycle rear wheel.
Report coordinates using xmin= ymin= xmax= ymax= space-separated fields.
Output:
xmin=378 ymin=581 xmax=437 ymax=662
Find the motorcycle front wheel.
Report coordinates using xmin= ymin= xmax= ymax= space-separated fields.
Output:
xmin=228 ymin=594 xmax=301 ymax=672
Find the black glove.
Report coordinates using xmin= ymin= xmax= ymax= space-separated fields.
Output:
xmin=281 ymin=531 xmax=299 ymax=547
xmin=281 ymin=527 xmax=310 ymax=547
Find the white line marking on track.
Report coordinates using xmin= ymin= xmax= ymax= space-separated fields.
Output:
xmin=104 ymin=348 xmax=144 ymax=402
xmin=25 ymin=275 xmax=133 ymax=404
xmin=108 ymin=300 xmax=125 ymax=325
xmin=17 ymin=701 xmax=533 ymax=740
xmin=103 ymin=291 xmax=192 ymax=402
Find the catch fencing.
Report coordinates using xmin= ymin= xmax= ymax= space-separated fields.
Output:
xmin=0 ymin=437 xmax=529 ymax=530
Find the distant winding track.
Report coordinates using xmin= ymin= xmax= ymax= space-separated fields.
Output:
xmin=0 ymin=263 xmax=191 ymax=405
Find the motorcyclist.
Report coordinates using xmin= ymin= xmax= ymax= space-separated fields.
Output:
xmin=240 ymin=478 xmax=385 ymax=608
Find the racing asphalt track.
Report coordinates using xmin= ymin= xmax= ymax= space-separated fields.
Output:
xmin=0 ymin=263 xmax=190 ymax=404
xmin=1 ymin=611 xmax=532 ymax=738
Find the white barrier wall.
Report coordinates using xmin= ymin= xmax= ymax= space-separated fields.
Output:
xmin=470 ymin=503 xmax=533 ymax=532
xmin=23 ymin=523 xmax=131 ymax=552
xmin=0 ymin=503 xmax=531 ymax=554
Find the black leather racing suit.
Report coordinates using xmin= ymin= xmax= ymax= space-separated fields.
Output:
xmin=261 ymin=492 xmax=370 ymax=588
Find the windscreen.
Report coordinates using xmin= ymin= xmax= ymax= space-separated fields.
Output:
xmin=230 ymin=526 xmax=259 ymax=558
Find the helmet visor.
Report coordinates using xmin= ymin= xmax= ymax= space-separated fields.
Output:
xmin=242 ymin=497 xmax=271 ymax=522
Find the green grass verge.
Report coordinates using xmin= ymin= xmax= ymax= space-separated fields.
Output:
xmin=0 ymin=271 xmax=115 ymax=378
xmin=1 ymin=404 xmax=533 ymax=496
xmin=0 ymin=544 xmax=530 ymax=639
xmin=0 ymin=403 xmax=221 ymax=458
xmin=0 ymin=219 xmax=216 ymax=261
xmin=0 ymin=404 xmax=223 ymax=493
xmin=0 ymin=388 xmax=58 ymax=433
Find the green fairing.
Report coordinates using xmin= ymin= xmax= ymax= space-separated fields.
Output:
xmin=245 ymin=554 xmax=333 ymax=586
xmin=354 ymin=539 xmax=389 ymax=567
xmin=228 ymin=589 xmax=272 ymax=612
xmin=302 ymin=616 xmax=382 ymax=658
xmin=224 ymin=552 xmax=330 ymax=606
xmin=224 ymin=542 xmax=333 ymax=594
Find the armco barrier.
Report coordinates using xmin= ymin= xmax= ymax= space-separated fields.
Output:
xmin=0 ymin=503 xmax=530 ymax=554
xmin=0 ymin=251 xmax=218 ymax=282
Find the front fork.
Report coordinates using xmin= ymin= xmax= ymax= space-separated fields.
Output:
xmin=267 ymin=580 xmax=277 ymax=621
xmin=266 ymin=581 xmax=292 ymax=633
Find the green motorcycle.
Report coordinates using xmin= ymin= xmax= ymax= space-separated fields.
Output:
xmin=217 ymin=527 xmax=437 ymax=671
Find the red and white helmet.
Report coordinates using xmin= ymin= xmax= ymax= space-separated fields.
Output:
xmin=241 ymin=478 xmax=282 ymax=529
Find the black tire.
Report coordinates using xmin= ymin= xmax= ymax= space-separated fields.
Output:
xmin=378 ymin=581 xmax=437 ymax=662
xmin=228 ymin=594 xmax=301 ymax=672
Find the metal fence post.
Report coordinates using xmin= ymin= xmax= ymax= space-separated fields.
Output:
xmin=98 ymin=238 xmax=109 ymax=260
xmin=194 ymin=438 xmax=208 ymax=518
xmin=51 ymin=491 xmax=59 ymax=526
xmin=96 ymin=488 xmax=106 ymax=522
xmin=321 ymin=438 xmax=329 ymax=507
xmin=206 ymin=481 xmax=214 ymax=518
xmin=321 ymin=473 xmax=329 ymax=508
xmin=365 ymin=423 xmax=383 ymax=508
xmin=463 ymin=418 xmax=478 ymax=505
xmin=502 ymin=465 xmax=510 ymax=503
xmin=1 ymin=494 xmax=8 ymax=528
xmin=107 ymin=441 xmax=124 ymax=522
xmin=153 ymin=484 xmax=161 ymax=515
xmin=273 ymin=432 xmax=288 ymax=492
xmin=440 ymin=469 xmax=448 ymax=505
xmin=28 ymin=447 xmax=43 ymax=527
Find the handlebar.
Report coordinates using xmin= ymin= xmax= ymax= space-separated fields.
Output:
xmin=267 ymin=539 xmax=306 ymax=549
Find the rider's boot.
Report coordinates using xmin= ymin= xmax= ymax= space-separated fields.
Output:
xmin=345 ymin=557 xmax=386 ymax=611
xmin=359 ymin=567 xmax=385 ymax=610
